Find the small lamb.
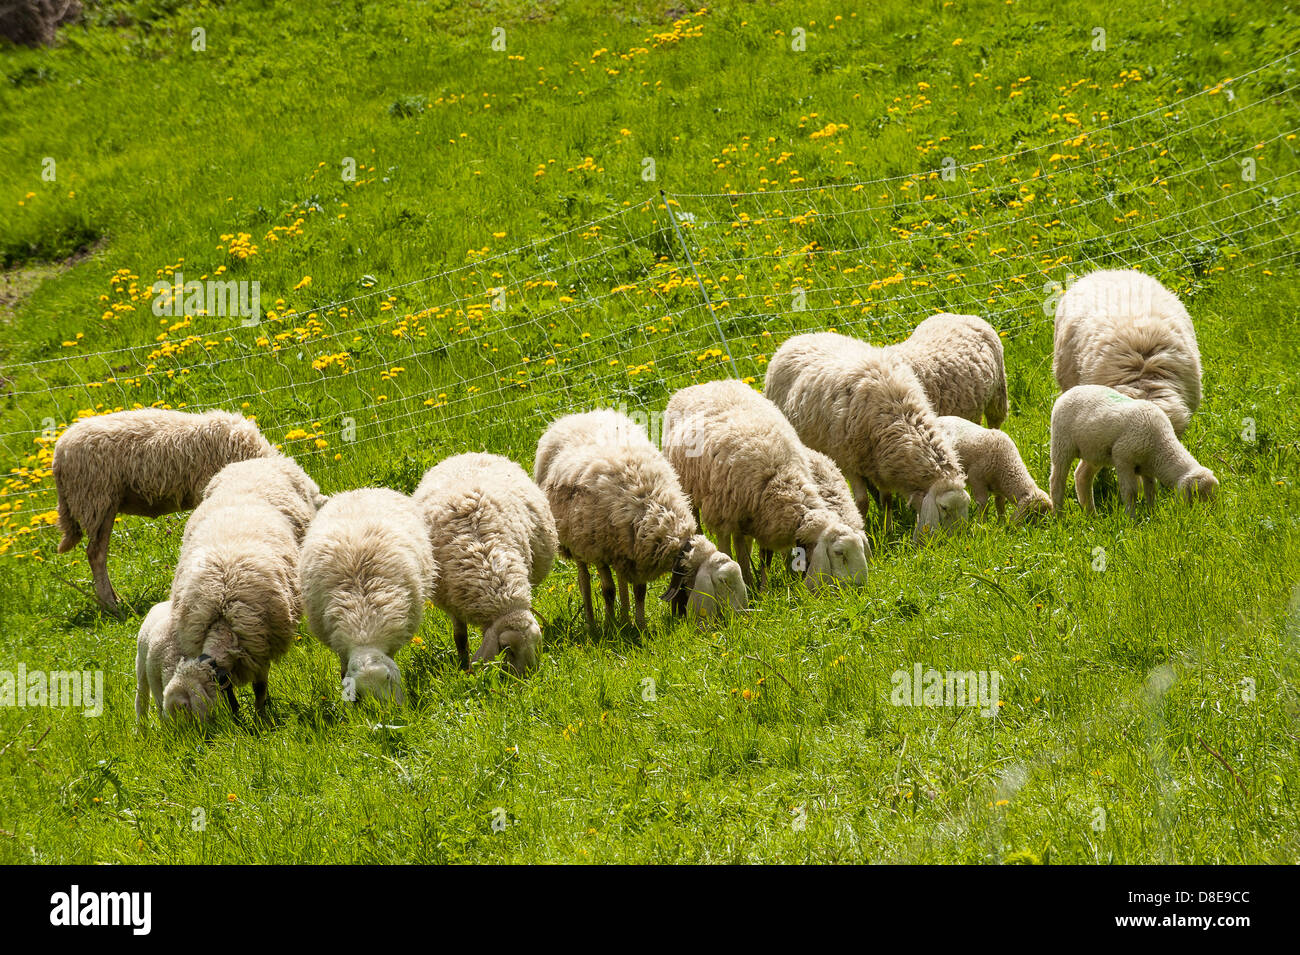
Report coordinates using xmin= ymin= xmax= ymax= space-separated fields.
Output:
xmin=888 ymin=312 xmax=1009 ymax=427
xmin=1049 ymin=385 xmax=1218 ymax=516
xmin=53 ymin=408 xmax=273 ymax=612
xmin=299 ymin=488 xmax=438 ymax=704
xmin=413 ymin=453 xmax=557 ymax=675
xmin=663 ymin=379 xmax=870 ymax=592
xmin=535 ymin=409 xmax=747 ymax=630
xmin=1054 ymin=269 xmax=1202 ymax=435
xmin=134 ymin=600 xmax=180 ymax=723
xmin=937 ymin=416 xmax=1052 ymax=522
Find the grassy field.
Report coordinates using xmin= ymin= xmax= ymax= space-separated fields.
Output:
xmin=0 ymin=0 xmax=1297 ymax=863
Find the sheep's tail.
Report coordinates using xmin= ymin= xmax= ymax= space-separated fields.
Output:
xmin=55 ymin=480 xmax=82 ymax=553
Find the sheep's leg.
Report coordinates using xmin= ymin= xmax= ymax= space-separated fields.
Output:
xmin=1116 ymin=464 xmax=1140 ymax=518
xmin=994 ymin=495 xmax=1007 ymax=521
xmin=633 ymin=583 xmax=647 ymax=630
xmin=760 ymin=548 xmax=774 ymax=576
xmin=253 ymin=676 xmax=270 ymax=717
xmin=575 ymin=562 xmax=597 ymax=634
xmin=86 ymin=512 xmax=121 ymax=614
xmin=1072 ymin=460 xmax=1097 ymax=514
xmin=735 ymin=537 xmax=757 ymax=591
xmin=1142 ymin=475 xmax=1158 ymax=508
xmin=617 ymin=575 xmax=631 ymax=627
xmin=971 ymin=483 xmax=991 ymax=518
xmin=1049 ymin=436 xmax=1075 ymax=513
xmin=596 ymin=564 xmax=617 ymax=628
xmin=453 ymin=618 xmax=470 ymax=671
xmin=747 ymin=537 xmax=768 ymax=589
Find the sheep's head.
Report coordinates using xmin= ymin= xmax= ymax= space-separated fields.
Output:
xmin=804 ymin=522 xmax=870 ymax=590
xmin=913 ymin=480 xmax=970 ymax=541
xmin=478 ymin=609 xmax=542 ymax=676
xmin=162 ymin=658 xmax=220 ymax=721
xmin=345 ymin=648 xmax=405 ymax=704
xmin=1179 ymin=467 xmax=1218 ymax=504
xmin=662 ymin=536 xmax=747 ymax=619
xmin=1013 ymin=488 xmax=1054 ymax=524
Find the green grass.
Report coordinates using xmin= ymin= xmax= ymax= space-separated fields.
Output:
xmin=0 ymin=0 xmax=1297 ymax=863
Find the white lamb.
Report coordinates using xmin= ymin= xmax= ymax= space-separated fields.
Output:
xmin=888 ymin=312 xmax=1008 ymax=427
xmin=663 ymin=379 xmax=870 ymax=592
xmin=413 ymin=453 xmax=557 ymax=675
xmin=52 ymin=408 xmax=273 ymax=612
xmin=134 ymin=600 xmax=180 ymax=723
xmin=1049 ymin=385 xmax=1218 ymax=516
xmin=299 ymin=488 xmax=438 ymax=704
xmin=163 ymin=457 xmax=320 ymax=719
xmin=937 ymin=416 xmax=1052 ymax=522
xmin=535 ymin=409 xmax=747 ymax=630
xmin=1054 ymin=269 xmax=1202 ymax=435
xmin=765 ymin=331 xmax=970 ymax=538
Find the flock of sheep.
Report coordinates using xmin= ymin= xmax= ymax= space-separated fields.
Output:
xmin=47 ymin=267 xmax=1218 ymax=721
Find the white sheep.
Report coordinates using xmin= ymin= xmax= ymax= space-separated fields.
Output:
xmin=163 ymin=458 xmax=320 ymax=719
xmin=134 ymin=600 xmax=180 ymax=723
xmin=888 ymin=312 xmax=1008 ymax=427
xmin=1054 ymin=268 xmax=1202 ymax=435
xmin=535 ymin=409 xmax=747 ymax=630
xmin=760 ymin=447 xmax=866 ymax=577
xmin=1049 ymin=385 xmax=1218 ymax=516
xmin=299 ymin=488 xmax=438 ymax=704
xmin=765 ymin=331 xmax=970 ymax=538
xmin=189 ymin=453 xmax=326 ymax=545
xmin=52 ymin=408 xmax=273 ymax=612
xmin=413 ymin=453 xmax=557 ymax=675
xmin=663 ymin=379 xmax=870 ymax=591
xmin=936 ymin=416 xmax=1052 ymax=522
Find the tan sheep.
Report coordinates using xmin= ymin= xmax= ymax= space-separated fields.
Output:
xmin=937 ymin=416 xmax=1052 ymax=523
xmin=134 ymin=600 xmax=180 ymax=723
xmin=535 ymin=409 xmax=747 ymax=631
xmin=888 ymin=313 xmax=1008 ymax=427
xmin=413 ymin=453 xmax=557 ymax=675
xmin=163 ymin=457 xmax=320 ymax=720
xmin=1049 ymin=385 xmax=1217 ymax=517
xmin=52 ymin=408 xmax=274 ymax=612
xmin=765 ymin=331 xmax=969 ymax=539
xmin=300 ymin=488 xmax=438 ymax=704
xmin=1054 ymin=269 xmax=1202 ymax=435
xmin=663 ymin=379 xmax=870 ymax=592
xmin=760 ymin=448 xmax=866 ymax=577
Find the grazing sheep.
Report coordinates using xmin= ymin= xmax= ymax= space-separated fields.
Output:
xmin=937 ymin=416 xmax=1052 ymax=522
xmin=413 ymin=453 xmax=557 ymax=675
xmin=163 ymin=459 xmax=321 ymax=719
xmin=52 ymin=408 xmax=273 ymax=612
xmin=888 ymin=313 xmax=1008 ymax=427
xmin=535 ymin=410 xmax=747 ymax=630
xmin=191 ymin=454 xmax=326 ymax=544
xmin=761 ymin=448 xmax=866 ymax=575
xmin=1049 ymin=385 xmax=1218 ymax=516
xmin=765 ymin=331 xmax=970 ymax=538
xmin=299 ymin=488 xmax=438 ymax=704
xmin=134 ymin=600 xmax=180 ymax=722
xmin=663 ymin=379 xmax=870 ymax=591
xmin=1054 ymin=268 xmax=1202 ymax=435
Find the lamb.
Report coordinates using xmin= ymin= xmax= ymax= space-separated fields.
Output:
xmin=764 ymin=331 xmax=970 ymax=538
xmin=662 ymin=379 xmax=870 ymax=592
xmin=413 ymin=453 xmax=557 ymax=675
xmin=1053 ymin=269 xmax=1202 ymax=435
xmin=299 ymin=488 xmax=438 ymax=704
xmin=534 ymin=410 xmax=748 ymax=631
xmin=936 ymin=416 xmax=1052 ymax=522
xmin=1049 ymin=385 xmax=1218 ymax=517
xmin=163 ymin=457 xmax=321 ymax=720
xmin=52 ymin=408 xmax=274 ymax=612
xmin=134 ymin=600 xmax=180 ymax=723
xmin=887 ymin=313 xmax=1008 ymax=427
xmin=760 ymin=448 xmax=865 ymax=576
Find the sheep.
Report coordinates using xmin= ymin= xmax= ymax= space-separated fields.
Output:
xmin=887 ymin=312 xmax=1008 ymax=427
xmin=936 ymin=416 xmax=1052 ymax=522
xmin=1049 ymin=385 xmax=1218 ymax=517
xmin=1053 ymin=268 xmax=1202 ymax=436
xmin=52 ymin=408 xmax=274 ymax=612
xmin=299 ymin=488 xmax=438 ymax=704
xmin=534 ymin=409 xmax=748 ymax=631
xmin=413 ymin=453 xmax=557 ymax=675
xmin=764 ymin=331 xmax=970 ymax=539
xmin=134 ymin=600 xmax=180 ymax=723
xmin=188 ymin=453 xmax=326 ymax=544
xmin=760 ymin=448 xmax=865 ymax=577
xmin=662 ymin=379 xmax=870 ymax=592
xmin=163 ymin=458 xmax=321 ymax=720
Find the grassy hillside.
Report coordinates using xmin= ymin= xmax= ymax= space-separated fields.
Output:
xmin=0 ymin=0 xmax=1297 ymax=862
